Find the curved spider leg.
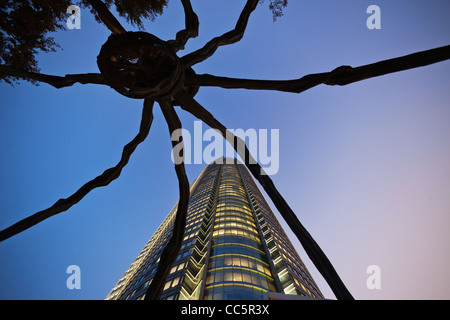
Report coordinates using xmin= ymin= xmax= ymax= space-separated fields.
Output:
xmin=174 ymin=89 xmax=354 ymax=300
xmin=168 ymin=0 xmax=199 ymax=52
xmin=184 ymin=44 xmax=450 ymax=93
xmin=145 ymin=99 xmax=190 ymax=300
xmin=180 ymin=0 xmax=259 ymax=68
xmin=0 ymin=65 xmax=108 ymax=89
xmin=86 ymin=0 xmax=127 ymax=34
xmin=0 ymin=99 xmax=154 ymax=242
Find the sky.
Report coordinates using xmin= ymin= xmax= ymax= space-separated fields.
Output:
xmin=0 ymin=0 xmax=449 ymax=300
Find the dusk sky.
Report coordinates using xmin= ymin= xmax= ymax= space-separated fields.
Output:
xmin=1 ymin=0 xmax=449 ymax=300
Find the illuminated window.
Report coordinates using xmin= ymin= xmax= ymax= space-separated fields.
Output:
xmin=163 ymin=276 xmax=181 ymax=291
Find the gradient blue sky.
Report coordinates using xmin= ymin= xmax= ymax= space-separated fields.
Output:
xmin=1 ymin=0 xmax=449 ymax=300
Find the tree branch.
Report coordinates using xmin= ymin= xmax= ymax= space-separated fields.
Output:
xmin=0 ymin=65 xmax=108 ymax=89
xmin=145 ymin=100 xmax=190 ymax=300
xmin=86 ymin=0 xmax=127 ymax=35
xmin=168 ymin=0 xmax=199 ymax=52
xmin=180 ymin=0 xmax=259 ymax=68
xmin=175 ymin=89 xmax=354 ymax=300
xmin=0 ymin=99 xmax=154 ymax=242
xmin=185 ymin=44 xmax=450 ymax=93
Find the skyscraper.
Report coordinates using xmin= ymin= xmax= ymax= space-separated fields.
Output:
xmin=105 ymin=159 xmax=324 ymax=300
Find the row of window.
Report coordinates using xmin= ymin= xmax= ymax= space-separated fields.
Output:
xmin=208 ymin=254 xmax=272 ymax=276
xmin=185 ymin=215 xmax=203 ymax=229
xmin=163 ymin=276 xmax=182 ymax=291
xmin=215 ymin=210 xmax=253 ymax=222
xmin=170 ymin=261 xmax=188 ymax=275
xmin=218 ymin=184 xmax=245 ymax=190
xmin=213 ymin=235 xmax=261 ymax=248
xmin=122 ymin=262 xmax=188 ymax=300
xmin=204 ymin=285 xmax=267 ymax=300
xmin=217 ymin=191 xmax=246 ymax=199
xmin=176 ymin=249 xmax=192 ymax=261
xmin=217 ymin=192 xmax=246 ymax=200
xmin=206 ymin=268 xmax=276 ymax=292
xmin=212 ymin=228 xmax=260 ymax=242
xmin=183 ymin=223 xmax=201 ymax=236
xmin=219 ymin=182 xmax=243 ymax=187
xmin=214 ymin=221 xmax=258 ymax=234
xmin=219 ymin=181 xmax=242 ymax=187
xmin=218 ymin=198 xmax=246 ymax=206
xmin=210 ymin=245 xmax=266 ymax=262
xmin=218 ymin=185 xmax=243 ymax=191
xmin=216 ymin=204 xmax=252 ymax=215
xmin=214 ymin=215 xmax=256 ymax=228
xmin=292 ymin=276 xmax=317 ymax=297
xmin=183 ymin=229 xmax=198 ymax=241
xmin=216 ymin=207 xmax=253 ymax=218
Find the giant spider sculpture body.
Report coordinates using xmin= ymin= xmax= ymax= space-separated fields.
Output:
xmin=1 ymin=0 xmax=449 ymax=300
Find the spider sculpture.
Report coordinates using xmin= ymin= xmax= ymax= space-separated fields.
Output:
xmin=1 ymin=0 xmax=449 ymax=300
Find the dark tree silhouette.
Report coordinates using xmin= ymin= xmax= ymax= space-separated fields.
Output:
xmin=0 ymin=0 xmax=169 ymax=84
xmin=1 ymin=0 xmax=449 ymax=300
xmin=0 ymin=0 xmax=285 ymax=85
xmin=0 ymin=0 xmax=70 ymax=85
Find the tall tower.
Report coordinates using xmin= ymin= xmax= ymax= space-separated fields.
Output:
xmin=106 ymin=159 xmax=323 ymax=300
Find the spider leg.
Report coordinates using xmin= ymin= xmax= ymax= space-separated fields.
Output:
xmin=184 ymin=44 xmax=450 ymax=93
xmin=168 ymin=0 xmax=199 ymax=52
xmin=174 ymin=89 xmax=354 ymax=300
xmin=0 ymin=99 xmax=154 ymax=242
xmin=145 ymin=99 xmax=190 ymax=300
xmin=0 ymin=65 xmax=108 ymax=89
xmin=180 ymin=0 xmax=259 ymax=68
xmin=86 ymin=0 xmax=127 ymax=35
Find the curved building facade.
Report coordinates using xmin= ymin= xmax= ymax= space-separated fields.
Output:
xmin=106 ymin=159 xmax=323 ymax=300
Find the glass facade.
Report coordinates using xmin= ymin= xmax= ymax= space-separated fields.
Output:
xmin=204 ymin=164 xmax=276 ymax=300
xmin=105 ymin=159 xmax=323 ymax=300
